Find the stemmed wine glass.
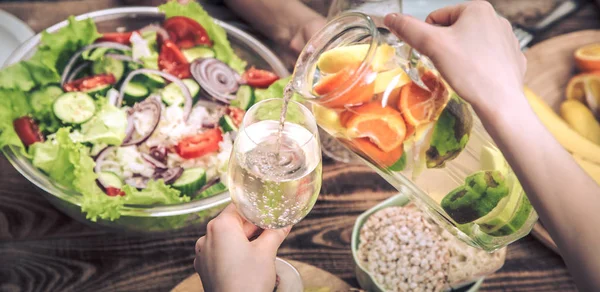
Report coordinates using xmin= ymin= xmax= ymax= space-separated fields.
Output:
xmin=227 ymin=98 xmax=322 ymax=229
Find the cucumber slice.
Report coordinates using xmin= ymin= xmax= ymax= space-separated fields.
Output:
xmin=441 ymin=170 xmax=509 ymax=224
xmin=53 ymin=92 xmax=96 ymax=124
xmin=173 ymin=168 xmax=207 ymax=196
xmin=183 ymin=79 xmax=200 ymax=98
xmin=84 ymin=84 xmax=112 ymax=97
xmin=30 ymin=85 xmax=64 ymax=114
xmin=235 ymin=85 xmax=255 ymax=110
xmin=197 ymin=181 xmax=227 ymax=198
xmin=182 ymin=46 xmax=215 ymax=62
xmin=124 ymin=82 xmax=150 ymax=105
xmin=92 ymin=56 xmax=125 ymax=81
xmin=388 ymin=151 xmax=407 ymax=171
xmin=161 ymin=79 xmax=199 ymax=106
xmin=135 ymin=73 xmax=166 ymax=88
xmin=219 ymin=115 xmax=238 ymax=133
xmin=97 ymin=171 xmax=123 ymax=188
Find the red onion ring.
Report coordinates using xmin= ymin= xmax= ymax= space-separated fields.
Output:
xmin=61 ymin=42 xmax=131 ymax=86
xmin=105 ymin=53 xmax=142 ymax=65
xmin=66 ymin=62 xmax=91 ymax=83
xmin=94 ymin=146 xmax=117 ymax=192
xmin=121 ymin=96 xmax=162 ymax=146
xmin=141 ymin=153 xmax=167 ymax=169
xmin=191 ymin=58 xmax=241 ymax=104
xmin=149 ymin=146 xmax=167 ymax=163
xmin=139 ymin=24 xmax=170 ymax=42
xmin=122 ymin=113 xmax=135 ymax=139
xmin=152 ymin=167 xmax=184 ymax=184
xmin=194 ymin=178 xmax=220 ymax=197
xmin=119 ymin=69 xmax=192 ymax=120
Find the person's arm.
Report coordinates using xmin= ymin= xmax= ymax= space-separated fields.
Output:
xmin=384 ymin=2 xmax=600 ymax=290
xmin=222 ymin=0 xmax=326 ymax=53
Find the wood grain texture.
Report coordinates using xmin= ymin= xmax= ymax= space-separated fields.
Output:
xmin=0 ymin=0 xmax=592 ymax=291
xmin=171 ymin=259 xmax=351 ymax=292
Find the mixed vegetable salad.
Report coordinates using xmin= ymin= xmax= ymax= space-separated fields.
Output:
xmin=0 ymin=1 xmax=287 ymax=221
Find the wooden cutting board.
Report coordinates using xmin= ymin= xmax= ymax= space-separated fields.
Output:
xmin=524 ymin=29 xmax=600 ymax=255
xmin=171 ymin=259 xmax=352 ymax=292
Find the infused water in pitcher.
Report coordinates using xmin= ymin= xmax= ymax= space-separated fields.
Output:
xmin=291 ymin=12 xmax=537 ymax=251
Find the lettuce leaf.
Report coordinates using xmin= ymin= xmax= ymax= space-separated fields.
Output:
xmin=0 ymin=89 xmax=32 ymax=150
xmin=0 ymin=17 xmax=100 ymax=150
xmin=253 ymin=76 xmax=301 ymax=102
xmin=159 ymin=1 xmax=247 ymax=72
xmin=29 ymin=128 xmax=95 ymax=189
xmin=32 ymin=16 xmax=101 ymax=73
xmin=0 ymin=63 xmax=37 ymax=91
xmin=28 ymin=128 xmax=124 ymax=221
xmin=123 ymin=180 xmax=190 ymax=205
xmin=79 ymin=100 xmax=127 ymax=146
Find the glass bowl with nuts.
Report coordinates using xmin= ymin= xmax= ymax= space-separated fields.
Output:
xmin=351 ymin=193 xmax=507 ymax=292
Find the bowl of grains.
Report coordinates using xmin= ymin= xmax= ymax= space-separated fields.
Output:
xmin=351 ymin=194 xmax=507 ymax=292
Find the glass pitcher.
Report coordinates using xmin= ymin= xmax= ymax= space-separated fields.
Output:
xmin=291 ymin=12 xmax=537 ymax=251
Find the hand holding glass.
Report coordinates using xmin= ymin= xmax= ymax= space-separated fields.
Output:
xmin=228 ymin=98 xmax=322 ymax=229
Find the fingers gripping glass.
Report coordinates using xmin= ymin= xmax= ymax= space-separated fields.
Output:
xmin=227 ymin=98 xmax=323 ymax=229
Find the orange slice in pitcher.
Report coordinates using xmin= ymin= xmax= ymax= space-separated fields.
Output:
xmin=343 ymin=102 xmax=406 ymax=152
xmin=313 ymin=65 xmax=375 ymax=109
xmin=317 ymin=44 xmax=395 ymax=74
xmin=398 ymin=71 xmax=448 ymax=127
xmin=351 ymin=138 xmax=404 ymax=168
xmin=575 ymin=43 xmax=600 ymax=72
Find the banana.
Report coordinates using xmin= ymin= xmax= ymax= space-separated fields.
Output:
xmin=573 ymin=155 xmax=600 ymax=185
xmin=524 ymin=87 xmax=600 ymax=164
xmin=560 ymin=100 xmax=600 ymax=145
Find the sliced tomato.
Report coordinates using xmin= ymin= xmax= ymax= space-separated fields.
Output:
xmin=159 ymin=40 xmax=191 ymax=79
xmin=105 ymin=187 xmax=126 ymax=197
xmin=13 ymin=116 xmax=44 ymax=147
xmin=242 ymin=67 xmax=279 ymax=88
xmin=96 ymin=32 xmax=134 ymax=45
xmin=163 ymin=16 xmax=212 ymax=49
xmin=226 ymin=106 xmax=245 ymax=126
xmin=63 ymin=74 xmax=116 ymax=92
xmin=176 ymin=128 xmax=223 ymax=159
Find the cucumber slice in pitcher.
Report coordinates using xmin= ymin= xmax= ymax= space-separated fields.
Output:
xmin=172 ymin=168 xmax=207 ymax=196
xmin=388 ymin=151 xmax=407 ymax=171
xmin=53 ymin=92 xmax=96 ymax=124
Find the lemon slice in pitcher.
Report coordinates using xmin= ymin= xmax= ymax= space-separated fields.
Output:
xmin=317 ymin=44 xmax=395 ymax=74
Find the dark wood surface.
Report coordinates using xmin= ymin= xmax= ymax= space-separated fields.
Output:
xmin=1 ymin=0 xmax=598 ymax=291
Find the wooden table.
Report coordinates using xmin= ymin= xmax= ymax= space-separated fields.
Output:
xmin=1 ymin=0 xmax=598 ymax=291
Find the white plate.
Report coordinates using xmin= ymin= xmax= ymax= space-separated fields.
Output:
xmin=0 ymin=9 xmax=34 ymax=67
xmin=403 ymin=0 xmax=467 ymax=21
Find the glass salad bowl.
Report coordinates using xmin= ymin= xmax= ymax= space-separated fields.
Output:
xmin=1 ymin=7 xmax=288 ymax=232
